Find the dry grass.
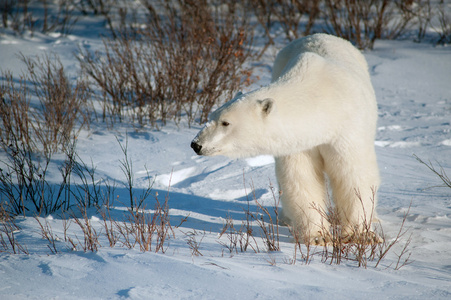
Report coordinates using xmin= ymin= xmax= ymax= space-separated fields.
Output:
xmin=290 ymin=190 xmax=413 ymax=269
xmin=217 ymin=180 xmax=413 ymax=269
xmin=3 ymin=174 xmax=413 ymax=270
xmin=32 ymin=189 xmax=175 ymax=254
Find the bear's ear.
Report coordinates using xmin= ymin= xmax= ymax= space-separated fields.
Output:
xmin=259 ymin=98 xmax=274 ymax=116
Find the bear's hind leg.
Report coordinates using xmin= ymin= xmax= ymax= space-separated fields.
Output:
xmin=321 ymin=144 xmax=380 ymax=243
xmin=275 ymin=149 xmax=330 ymax=245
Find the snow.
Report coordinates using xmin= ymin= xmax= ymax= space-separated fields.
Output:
xmin=1 ymin=12 xmax=451 ymax=300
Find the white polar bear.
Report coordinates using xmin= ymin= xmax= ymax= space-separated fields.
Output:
xmin=191 ymin=34 xmax=380 ymax=244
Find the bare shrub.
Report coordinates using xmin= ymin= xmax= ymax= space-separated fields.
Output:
xmin=0 ymin=133 xmax=91 ymax=216
xmin=69 ymin=154 xmax=103 ymax=209
xmin=0 ymin=221 xmax=29 ymax=254
xmin=300 ymin=190 xmax=413 ymax=269
xmin=75 ymin=0 xmax=117 ymax=36
xmin=247 ymin=184 xmax=281 ymax=252
xmin=374 ymin=203 xmax=413 ymax=269
xmin=99 ymin=140 xmax=174 ymax=253
xmin=78 ymin=0 xmax=254 ymax=128
xmin=76 ymin=0 xmax=113 ymax=15
xmin=114 ymin=192 xmax=174 ymax=253
xmin=20 ymin=53 xmax=91 ymax=155
xmin=0 ymin=70 xmax=33 ymax=150
xmin=218 ymin=214 xmax=242 ymax=254
xmin=218 ymin=212 xmax=259 ymax=255
xmin=246 ymin=0 xmax=320 ymax=56
xmin=0 ymin=138 xmax=53 ymax=215
xmin=100 ymin=211 xmax=118 ymax=248
xmin=246 ymin=0 xmax=276 ymax=51
xmin=1 ymin=0 xmax=15 ymax=29
xmin=322 ymin=0 xmax=436 ymax=48
xmin=247 ymin=0 xmax=320 ymax=49
xmin=323 ymin=0 xmax=391 ymax=49
xmin=382 ymin=0 xmax=419 ymax=40
xmin=292 ymin=0 xmax=321 ymax=36
xmin=0 ymin=203 xmax=29 ymax=254
xmin=1 ymin=0 xmax=34 ymax=34
xmin=289 ymin=225 xmax=317 ymax=264
xmin=414 ymin=155 xmax=451 ymax=189
xmin=43 ymin=0 xmax=79 ymax=35
xmin=309 ymin=189 xmax=381 ymax=267
xmin=1 ymin=0 xmax=79 ymax=36
xmin=99 ymin=198 xmax=120 ymax=248
xmin=322 ymin=0 xmax=426 ymax=48
xmin=218 ymin=179 xmax=280 ymax=254
xmin=35 ymin=216 xmax=59 ymax=254
xmin=0 ymin=201 xmax=10 ymax=221
xmin=266 ymin=253 xmax=277 ymax=265
xmin=184 ymin=229 xmax=205 ymax=257
xmin=116 ymin=136 xmax=154 ymax=210
xmin=71 ymin=203 xmax=101 ymax=252
xmin=434 ymin=1 xmax=451 ymax=44
xmin=0 ymin=53 xmax=93 ymax=216
xmin=415 ymin=0 xmax=434 ymax=41
xmin=248 ymin=0 xmax=444 ymax=49
xmin=1 ymin=53 xmax=91 ymax=156
xmin=230 ymin=185 xmax=413 ymax=268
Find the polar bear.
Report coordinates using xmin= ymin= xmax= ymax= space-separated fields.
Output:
xmin=191 ymin=34 xmax=380 ymax=244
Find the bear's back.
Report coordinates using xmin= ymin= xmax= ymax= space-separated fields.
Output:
xmin=272 ymin=34 xmax=369 ymax=82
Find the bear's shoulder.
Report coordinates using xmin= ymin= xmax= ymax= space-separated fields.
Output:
xmin=273 ymin=34 xmax=368 ymax=82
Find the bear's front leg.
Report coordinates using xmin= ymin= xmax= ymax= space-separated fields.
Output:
xmin=320 ymin=143 xmax=381 ymax=244
xmin=275 ymin=149 xmax=330 ymax=245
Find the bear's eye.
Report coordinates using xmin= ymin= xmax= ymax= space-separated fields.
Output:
xmin=221 ymin=121 xmax=230 ymax=127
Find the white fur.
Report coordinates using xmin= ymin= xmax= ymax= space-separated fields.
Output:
xmin=192 ymin=34 xmax=380 ymax=241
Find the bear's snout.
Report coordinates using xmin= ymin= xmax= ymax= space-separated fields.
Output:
xmin=191 ymin=141 xmax=202 ymax=155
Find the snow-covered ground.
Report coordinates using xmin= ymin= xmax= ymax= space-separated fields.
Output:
xmin=1 ymin=11 xmax=451 ymax=300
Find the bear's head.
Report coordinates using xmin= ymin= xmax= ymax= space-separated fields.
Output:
xmin=191 ymin=93 xmax=276 ymax=159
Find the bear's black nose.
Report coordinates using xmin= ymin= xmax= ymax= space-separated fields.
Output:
xmin=191 ymin=141 xmax=202 ymax=155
